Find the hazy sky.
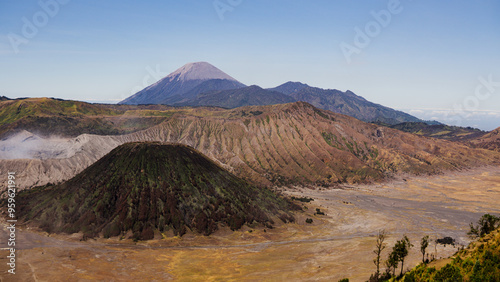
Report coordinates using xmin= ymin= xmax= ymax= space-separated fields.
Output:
xmin=1 ymin=1 xmax=499 ymax=129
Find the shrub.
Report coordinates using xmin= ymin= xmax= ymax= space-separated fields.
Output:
xmin=433 ymin=264 xmax=463 ymax=281
xmin=436 ymin=237 xmax=455 ymax=245
xmin=315 ymin=208 xmax=325 ymax=215
xmin=291 ymin=196 xmax=314 ymax=203
xmin=306 ymin=218 xmax=313 ymax=224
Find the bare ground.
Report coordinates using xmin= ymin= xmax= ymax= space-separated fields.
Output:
xmin=1 ymin=166 xmax=499 ymax=281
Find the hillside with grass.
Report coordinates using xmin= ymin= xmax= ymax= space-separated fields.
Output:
xmin=386 ymin=122 xmax=486 ymax=142
xmin=0 ymin=98 xmax=172 ymax=138
xmin=469 ymin=127 xmax=500 ymax=152
xmin=16 ymin=142 xmax=296 ymax=240
xmin=398 ymin=216 xmax=500 ymax=281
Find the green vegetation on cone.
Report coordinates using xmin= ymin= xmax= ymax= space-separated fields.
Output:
xmin=17 ymin=142 xmax=296 ymax=240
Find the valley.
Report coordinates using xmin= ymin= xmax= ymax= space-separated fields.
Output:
xmin=3 ymin=0 xmax=499 ymax=278
xmin=1 ymin=167 xmax=499 ymax=281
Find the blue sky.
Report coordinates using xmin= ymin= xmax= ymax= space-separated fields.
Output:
xmin=1 ymin=0 xmax=499 ymax=129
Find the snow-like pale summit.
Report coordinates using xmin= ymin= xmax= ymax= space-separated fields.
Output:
xmin=170 ymin=62 xmax=239 ymax=82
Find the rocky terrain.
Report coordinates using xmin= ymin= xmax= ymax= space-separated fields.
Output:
xmin=0 ymin=93 xmax=499 ymax=281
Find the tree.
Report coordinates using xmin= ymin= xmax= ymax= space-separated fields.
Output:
xmin=420 ymin=235 xmax=429 ymax=263
xmin=373 ymin=230 xmax=387 ymax=281
xmin=388 ymin=235 xmax=413 ymax=277
xmin=385 ymin=250 xmax=398 ymax=277
xmin=397 ymin=235 xmax=413 ymax=277
xmin=468 ymin=214 xmax=500 ymax=239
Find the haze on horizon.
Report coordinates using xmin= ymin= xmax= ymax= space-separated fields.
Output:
xmin=1 ymin=0 xmax=499 ymax=130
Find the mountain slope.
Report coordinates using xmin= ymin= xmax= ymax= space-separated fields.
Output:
xmin=2 ymin=101 xmax=499 ymax=191
xmin=120 ymin=62 xmax=245 ymax=105
xmin=175 ymin=85 xmax=295 ymax=108
xmin=17 ymin=142 xmax=295 ymax=240
xmin=272 ymin=83 xmax=425 ymax=125
xmin=469 ymin=127 xmax=500 ymax=152
xmin=161 ymin=79 xmax=245 ymax=105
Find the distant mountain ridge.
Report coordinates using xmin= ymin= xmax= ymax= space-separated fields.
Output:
xmin=270 ymin=82 xmax=431 ymax=124
xmin=269 ymin=81 xmax=310 ymax=95
xmin=120 ymin=62 xmax=437 ymax=124
xmin=170 ymin=80 xmax=432 ymax=124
